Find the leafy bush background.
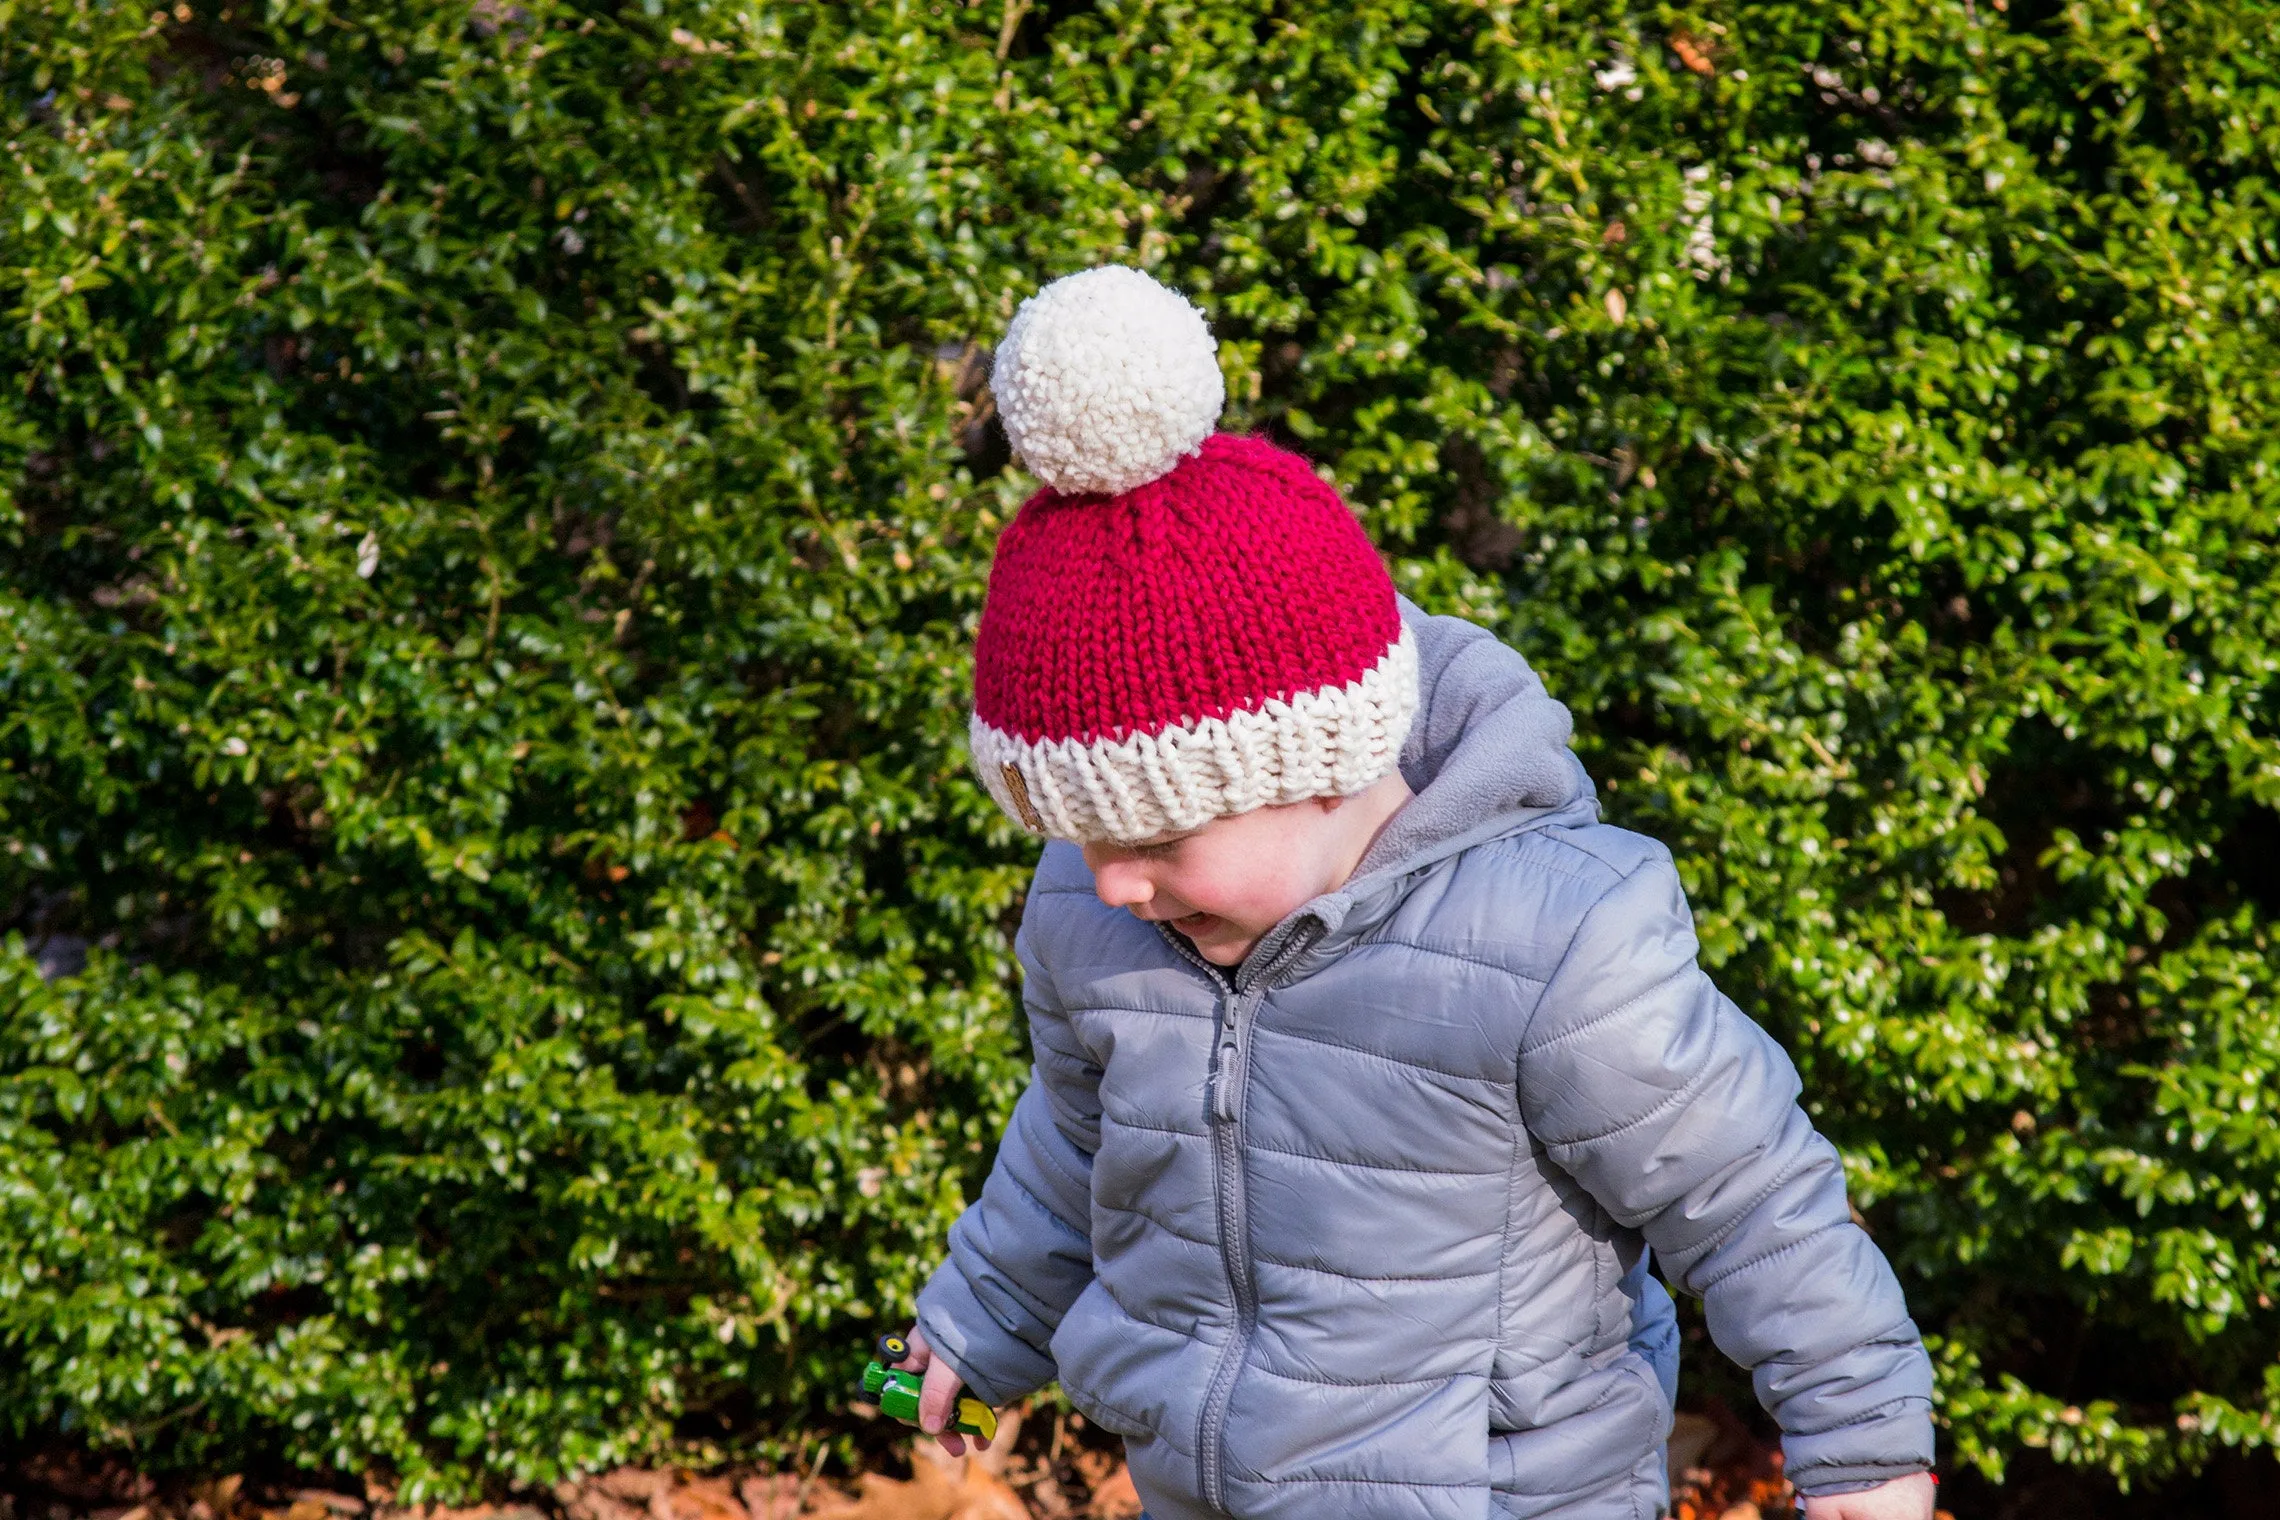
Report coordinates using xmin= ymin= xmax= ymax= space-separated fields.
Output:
xmin=5 ymin=0 xmax=2279 ymax=1505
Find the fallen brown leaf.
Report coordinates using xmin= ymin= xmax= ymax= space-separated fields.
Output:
xmin=804 ymin=1458 xmax=1024 ymax=1520
xmin=556 ymin=1483 xmax=644 ymax=1520
xmin=1008 ymin=1467 xmax=1071 ymax=1520
xmin=737 ymin=1474 xmax=804 ymax=1520
xmin=597 ymin=1473 xmax=669 ymax=1505
xmin=194 ymin=1477 xmax=246 ymax=1516
xmin=1668 ymin=1400 xmax=1792 ymax=1520
xmin=669 ymin=1477 xmax=747 ymax=1520
xmin=559 ymin=1470 xmax=750 ymax=1520
xmin=1062 ymin=1448 xmax=1113 ymax=1497
xmin=807 ymin=1411 xmax=1026 ymax=1520
xmin=1083 ymin=1464 xmax=1140 ymax=1520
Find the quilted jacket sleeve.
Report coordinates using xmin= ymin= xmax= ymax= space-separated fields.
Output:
xmin=1517 ymin=845 xmax=1936 ymax=1497
xmin=913 ymin=913 xmax=1101 ymax=1408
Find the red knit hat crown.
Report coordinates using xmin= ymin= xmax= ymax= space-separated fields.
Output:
xmin=971 ymin=267 xmax=1417 ymax=844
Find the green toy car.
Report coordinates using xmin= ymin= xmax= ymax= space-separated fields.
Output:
xmin=852 ymin=1332 xmax=999 ymax=1444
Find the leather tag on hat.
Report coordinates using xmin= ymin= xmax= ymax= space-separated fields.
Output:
xmin=1001 ymin=763 xmax=1046 ymax=832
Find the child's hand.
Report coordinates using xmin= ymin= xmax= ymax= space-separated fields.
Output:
xmin=889 ymin=1325 xmax=987 ymax=1458
xmin=1802 ymin=1472 xmax=1937 ymax=1520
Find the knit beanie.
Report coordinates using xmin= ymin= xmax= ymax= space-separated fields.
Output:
xmin=969 ymin=265 xmax=1418 ymax=844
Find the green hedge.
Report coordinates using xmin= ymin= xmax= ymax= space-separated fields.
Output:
xmin=5 ymin=0 xmax=2279 ymax=1502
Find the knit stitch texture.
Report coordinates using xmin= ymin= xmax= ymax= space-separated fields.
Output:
xmin=972 ymin=432 xmax=1414 ymax=842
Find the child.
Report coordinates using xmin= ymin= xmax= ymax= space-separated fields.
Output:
xmin=896 ymin=266 xmax=1936 ymax=1520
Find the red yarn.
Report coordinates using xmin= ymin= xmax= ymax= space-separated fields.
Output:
xmin=974 ymin=432 xmax=1400 ymax=745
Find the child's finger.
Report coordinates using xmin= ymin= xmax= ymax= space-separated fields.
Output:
xmin=917 ymin=1350 xmax=965 ymax=1435
xmin=934 ymin=1431 xmax=969 ymax=1459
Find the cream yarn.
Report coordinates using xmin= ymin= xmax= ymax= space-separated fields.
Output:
xmin=971 ymin=628 xmax=1419 ymax=844
xmin=990 ymin=266 xmax=1225 ymax=495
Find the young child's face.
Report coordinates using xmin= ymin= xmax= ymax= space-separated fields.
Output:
xmin=1080 ymin=791 xmax=1388 ymax=967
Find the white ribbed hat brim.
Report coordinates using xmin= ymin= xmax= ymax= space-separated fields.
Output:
xmin=972 ymin=626 xmax=1419 ymax=844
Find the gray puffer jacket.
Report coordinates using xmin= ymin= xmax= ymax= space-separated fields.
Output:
xmin=918 ymin=603 xmax=1934 ymax=1520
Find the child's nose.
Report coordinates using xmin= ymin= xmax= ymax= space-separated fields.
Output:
xmin=1093 ymin=863 xmax=1154 ymax=911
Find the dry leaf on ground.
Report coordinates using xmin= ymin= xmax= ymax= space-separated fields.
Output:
xmin=736 ymin=1476 xmax=805 ymax=1520
xmin=1079 ymin=1465 xmax=1139 ymax=1520
xmin=804 ymin=1406 xmax=1027 ymax=1520
xmin=804 ymin=1454 xmax=1022 ymax=1520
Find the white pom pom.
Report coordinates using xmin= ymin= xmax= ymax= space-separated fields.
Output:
xmin=991 ymin=266 xmax=1224 ymax=495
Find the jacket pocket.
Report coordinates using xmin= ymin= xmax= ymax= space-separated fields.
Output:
xmin=1489 ymin=1352 xmax=1673 ymax=1501
xmin=1490 ymin=1445 xmax=1667 ymax=1520
xmin=1050 ymin=1278 xmax=1218 ymax=1447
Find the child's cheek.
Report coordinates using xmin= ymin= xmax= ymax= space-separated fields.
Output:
xmin=1188 ymin=867 xmax=1249 ymax=924
xmin=1217 ymin=868 xmax=1292 ymax=933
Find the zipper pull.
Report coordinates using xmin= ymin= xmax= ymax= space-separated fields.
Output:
xmin=1211 ymin=1036 xmax=1240 ymax=1122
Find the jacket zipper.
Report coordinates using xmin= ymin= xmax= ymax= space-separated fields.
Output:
xmin=1197 ymin=979 xmax=1259 ymax=1513
xmin=1169 ymin=924 xmax=1321 ymax=1514
xmin=1210 ymin=985 xmax=1247 ymax=1123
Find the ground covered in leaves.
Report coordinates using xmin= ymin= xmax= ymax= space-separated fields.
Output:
xmin=0 ymin=1401 xmax=1875 ymax=1520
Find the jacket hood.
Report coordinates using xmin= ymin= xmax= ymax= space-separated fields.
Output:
xmin=1360 ymin=599 xmax=1598 ymax=877
xmin=1231 ymin=599 xmax=1598 ymax=982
